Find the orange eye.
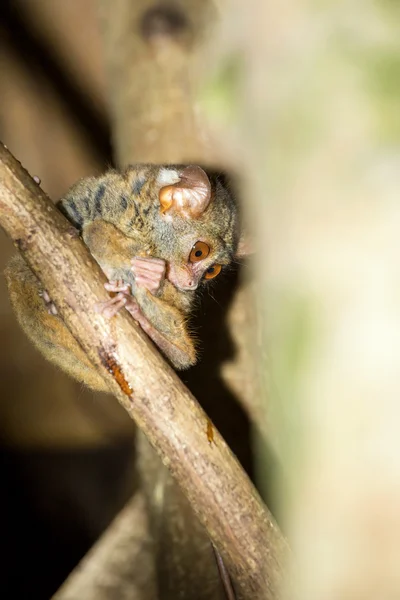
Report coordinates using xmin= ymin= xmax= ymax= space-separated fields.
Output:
xmin=189 ymin=241 xmax=210 ymax=263
xmin=204 ymin=264 xmax=222 ymax=280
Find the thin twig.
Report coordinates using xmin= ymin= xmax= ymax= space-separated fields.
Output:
xmin=213 ymin=544 xmax=237 ymax=600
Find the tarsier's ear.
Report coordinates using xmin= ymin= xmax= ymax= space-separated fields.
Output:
xmin=236 ymin=232 xmax=254 ymax=257
xmin=159 ymin=166 xmax=211 ymax=219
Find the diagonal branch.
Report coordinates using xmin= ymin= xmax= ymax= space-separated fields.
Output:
xmin=0 ymin=143 xmax=287 ymax=599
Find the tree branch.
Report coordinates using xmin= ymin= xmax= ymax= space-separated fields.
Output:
xmin=0 ymin=143 xmax=287 ymax=598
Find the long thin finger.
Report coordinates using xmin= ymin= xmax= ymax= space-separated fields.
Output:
xmin=96 ymin=297 xmax=127 ymax=318
xmin=135 ymin=275 xmax=159 ymax=289
xmin=102 ymin=300 xmax=126 ymax=318
xmin=131 ymin=259 xmax=165 ymax=274
xmin=131 ymin=267 xmax=165 ymax=280
xmin=131 ymin=265 xmax=165 ymax=279
xmin=132 ymin=256 xmax=164 ymax=266
xmin=105 ymin=281 xmax=130 ymax=293
xmin=94 ymin=293 xmax=126 ymax=313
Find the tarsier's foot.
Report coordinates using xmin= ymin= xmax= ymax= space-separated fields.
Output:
xmin=95 ymin=279 xmax=144 ymax=323
xmin=131 ymin=257 xmax=165 ymax=295
xmin=96 ymin=277 xmax=194 ymax=369
xmin=93 ymin=280 xmax=130 ymax=319
xmin=96 ymin=279 xmax=152 ymax=334
xmin=39 ymin=290 xmax=58 ymax=315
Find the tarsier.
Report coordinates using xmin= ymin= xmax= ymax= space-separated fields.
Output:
xmin=5 ymin=164 xmax=247 ymax=390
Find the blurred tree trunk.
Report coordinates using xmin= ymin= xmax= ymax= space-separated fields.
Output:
xmin=99 ymin=0 xmax=218 ymax=166
xmin=211 ymin=1 xmax=400 ymax=599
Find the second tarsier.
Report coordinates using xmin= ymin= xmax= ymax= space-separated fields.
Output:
xmin=6 ymin=164 xmax=247 ymax=392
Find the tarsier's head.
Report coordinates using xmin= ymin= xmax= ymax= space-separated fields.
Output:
xmin=154 ymin=165 xmax=250 ymax=292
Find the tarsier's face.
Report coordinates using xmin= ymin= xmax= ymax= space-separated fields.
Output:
xmin=166 ymin=237 xmax=228 ymax=292
xmin=155 ymin=165 xmax=238 ymax=292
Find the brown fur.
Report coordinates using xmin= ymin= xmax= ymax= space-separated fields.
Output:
xmin=4 ymin=164 xmax=241 ymax=390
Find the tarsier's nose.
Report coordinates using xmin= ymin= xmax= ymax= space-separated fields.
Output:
xmin=180 ymin=281 xmax=198 ymax=291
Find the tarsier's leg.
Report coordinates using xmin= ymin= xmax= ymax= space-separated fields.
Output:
xmin=5 ymin=254 xmax=109 ymax=392
xmin=96 ymin=257 xmax=196 ymax=369
xmin=132 ymin=259 xmax=197 ymax=368
xmin=100 ymin=284 xmax=196 ymax=369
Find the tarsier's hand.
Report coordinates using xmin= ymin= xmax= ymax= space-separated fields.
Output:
xmin=94 ymin=255 xmax=166 ymax=320
xmin=131 ymin=257 xmax=166 ymax=295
